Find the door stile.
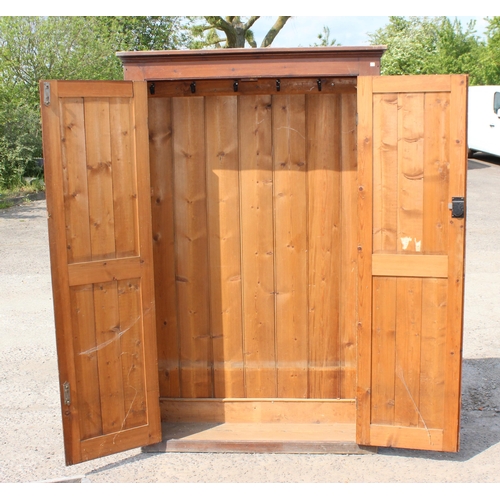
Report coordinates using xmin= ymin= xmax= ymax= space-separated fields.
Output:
xmin=40 ymin=80 xmax=82 ymax=462
xmin=132 ymin=81 xmax=161 ymax=415
xmin=443 ymin=75 xmax=468 ymax=451
xmin=356 ymin=76 xmax=374 ymax=446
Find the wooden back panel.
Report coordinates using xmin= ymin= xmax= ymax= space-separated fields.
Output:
xmin=41 ymin=81 xmax=161 ymax=464
xmin=149 ymin=81 xmax=358 ymax=400
xmin=357 ymin=75 xmax=467 ymax=452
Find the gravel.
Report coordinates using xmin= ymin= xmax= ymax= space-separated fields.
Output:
xmin=1 ymin=157 xmax=499 ymax=483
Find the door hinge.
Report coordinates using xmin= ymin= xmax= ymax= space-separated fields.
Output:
xmin=63 ymin=381 xmax=71 ymax=406
xmin=43 ymin=82 xmax=50 ymax=106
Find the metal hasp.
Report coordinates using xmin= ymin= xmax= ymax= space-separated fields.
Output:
xmin=63 ymin=381 xmax=71 ymax=406
xmin=43 ymin=82 xmax=50 ymax=106
xmin=450 ymin=197 xmax=465 ymax=218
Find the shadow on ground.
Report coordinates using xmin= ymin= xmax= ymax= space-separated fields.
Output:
xmin=380 ymin=357 xmax=500 ymax=462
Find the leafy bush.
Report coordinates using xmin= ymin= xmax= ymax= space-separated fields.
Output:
xmin=0 ymin=16 xmax=195 ymax=191
xmin=0 ymin=137 xmax=30 ymax=189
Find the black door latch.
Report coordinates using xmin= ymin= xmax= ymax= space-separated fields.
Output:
xmin=450 ymin=197 xmax=465 ymax=218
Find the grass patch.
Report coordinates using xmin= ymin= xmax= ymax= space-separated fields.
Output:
xmin=0 ymin=200 xmax=14 ymax=209
xmin=0 ymin=178 xmax=45 ymax=209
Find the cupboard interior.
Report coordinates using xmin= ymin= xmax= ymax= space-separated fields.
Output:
xmin=147 ymin=78 xmax=359 ymax=427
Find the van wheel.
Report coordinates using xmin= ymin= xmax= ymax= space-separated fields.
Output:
xmin=467 ymin=148 xmax=475 ymax=158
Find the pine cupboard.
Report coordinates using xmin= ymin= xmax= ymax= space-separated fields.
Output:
xmin=39 ymin=47 xmax=468 ymax=465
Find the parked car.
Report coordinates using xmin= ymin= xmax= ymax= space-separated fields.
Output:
xmin=468 ymin=85 xmax=500 ymax=157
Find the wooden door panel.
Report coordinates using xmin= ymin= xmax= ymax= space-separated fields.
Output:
xmin=205 ymin=96 xmax=245 ymax=398
xmin=357 ymin=75 xmax=467 ymax=452
xmin=41 ymin=81 xmax=161 ymax=465
xmin=149 ymin=86 xmax=359 ymax=401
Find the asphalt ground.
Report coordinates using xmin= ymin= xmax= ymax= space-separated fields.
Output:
xmin=0 ymin=155 xmax=499 ymax=485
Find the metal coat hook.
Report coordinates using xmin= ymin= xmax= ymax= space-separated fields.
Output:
xmin=190 ymin=82 xmax=196 ymax=94
xmin=233 ymin=80 xmax=239 ymax=92
xmin=276 ymin=79 xmax=281 ymax=92
xmin=317 ymin=79 xmax=322 ymax=91
xmin=149 ymin=83 xmax=155 ymax=95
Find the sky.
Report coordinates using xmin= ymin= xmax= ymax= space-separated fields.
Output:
xmin=1 ymin=3 xmax=496 ymax=49
xmin=249 ymin=16 xmax=490 ymax=48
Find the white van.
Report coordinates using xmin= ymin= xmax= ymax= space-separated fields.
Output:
xmin=468 ymin=85 xmax=500 ymax=157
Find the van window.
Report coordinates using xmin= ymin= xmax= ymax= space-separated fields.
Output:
xmin=494 ymin=92 xmax=500 ymax=114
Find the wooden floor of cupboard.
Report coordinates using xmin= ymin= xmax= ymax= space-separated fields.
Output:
xmin=142 ymin=398 xmax=376 ymax=454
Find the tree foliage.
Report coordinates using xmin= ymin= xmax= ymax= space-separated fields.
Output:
xmin=368 ymin=16 xmax=498 ymax=85
xmin=312 ymin=26 xmax=340 ymax=47
xmin=192 ymin=16 xmax=291 ymax=48
xmin=0 ymin=16 xmax=191 ymax=189
xmin=481 ymin=17 xmax=500 ymax=84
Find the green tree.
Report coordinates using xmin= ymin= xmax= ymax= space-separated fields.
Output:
xmin=480 ymin=17 xmax=500 ymax=84
xmin=192 ymin=16 xmax=291 ymax=48
xmin=368 ymin=16 xmax=487 ymax=84
xmin=0 ymin=16 xmax=190 ymax=189
xmin=312 ymin=26 xmax=340 ymax=47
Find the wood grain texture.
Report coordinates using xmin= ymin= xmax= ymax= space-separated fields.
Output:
xmin=205 ymin=95 xmax=245 ymax=398
xmin=172 ymin=97 xmax=212 ymax=398
xmin=372 ymin=93 xmax=398 ymax=253
xmin=397 ymin=93 xmax=424 ymax=254
xmin=148 ymin=96 xmax=180 ymax=398
xmin=41 ymin=81 xmax=161 ymax=465
xmin=356 ymin=76 xmax=374 ymax=445
xmin=357 ymin=75 xmax=467 ymax=452
xmin=41 ymin=81 xmax=82 ymax=463
xmin=423 ymin=93 xmax=450 ymax=254
xmin=110 ymin=97 xmax=138 ymax=258
xmin=117 ymin=279 xmax=148 ymax=430
xmin=307 ymin=94 xmax=341 ymax=399
xmin=119 ymin=47 xmax=385 ymax=81
xmin=443 ymin=75 xmax=467 ymax=451
xmin=59 ymin=97 xmax=91 ymax=264
xmin=146 ymin=422 xmax=378 ymax=454
xmin=369 ymin=424 xmax=443 ymax=451
xmin=273 ymin=94 xmax=308 ymax=398
xmin=372 ymin=254 xmax=448 ymax=278
xmin=131 ymin=81 xmax=162 ymax=446
xmin=371 ymin=277 xmax=396 ymax=425
xmin=93 ymin=281 xmax=125 ymax=434
xmin=84 ymin=98 xmax=116 ymax=261
xmin=419 ymin=279 xmax=447 ymax=430
xmin=154 ymin=86 xmax=360 ymax=403
xmin=68 ymin=257 xmax=143 ymax=286
xmin=239 ymin=94 xmax=276 ymax=398
xmin=58 ymin=81 xmax=134 ymax=98
xmin=394 ymin=278 xmax=423 ymax=428
xmin=372 ymin=75 xmax=451 ymax=94
xmin=160 ymin=398 xmax=355 ymax=423
xmin=151 ymin=78 xmax=357 ymax=98
xmin=70 ymin=285 xmax=101 ymax=440
xmin=339 ymin=92 xmax=358 ymax=399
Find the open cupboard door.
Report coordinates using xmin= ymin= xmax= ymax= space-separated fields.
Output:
xmin=356 ymin=75 xmax=467 ymax=452
xmin=40 ymin=81 xmax=161 ymax=465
